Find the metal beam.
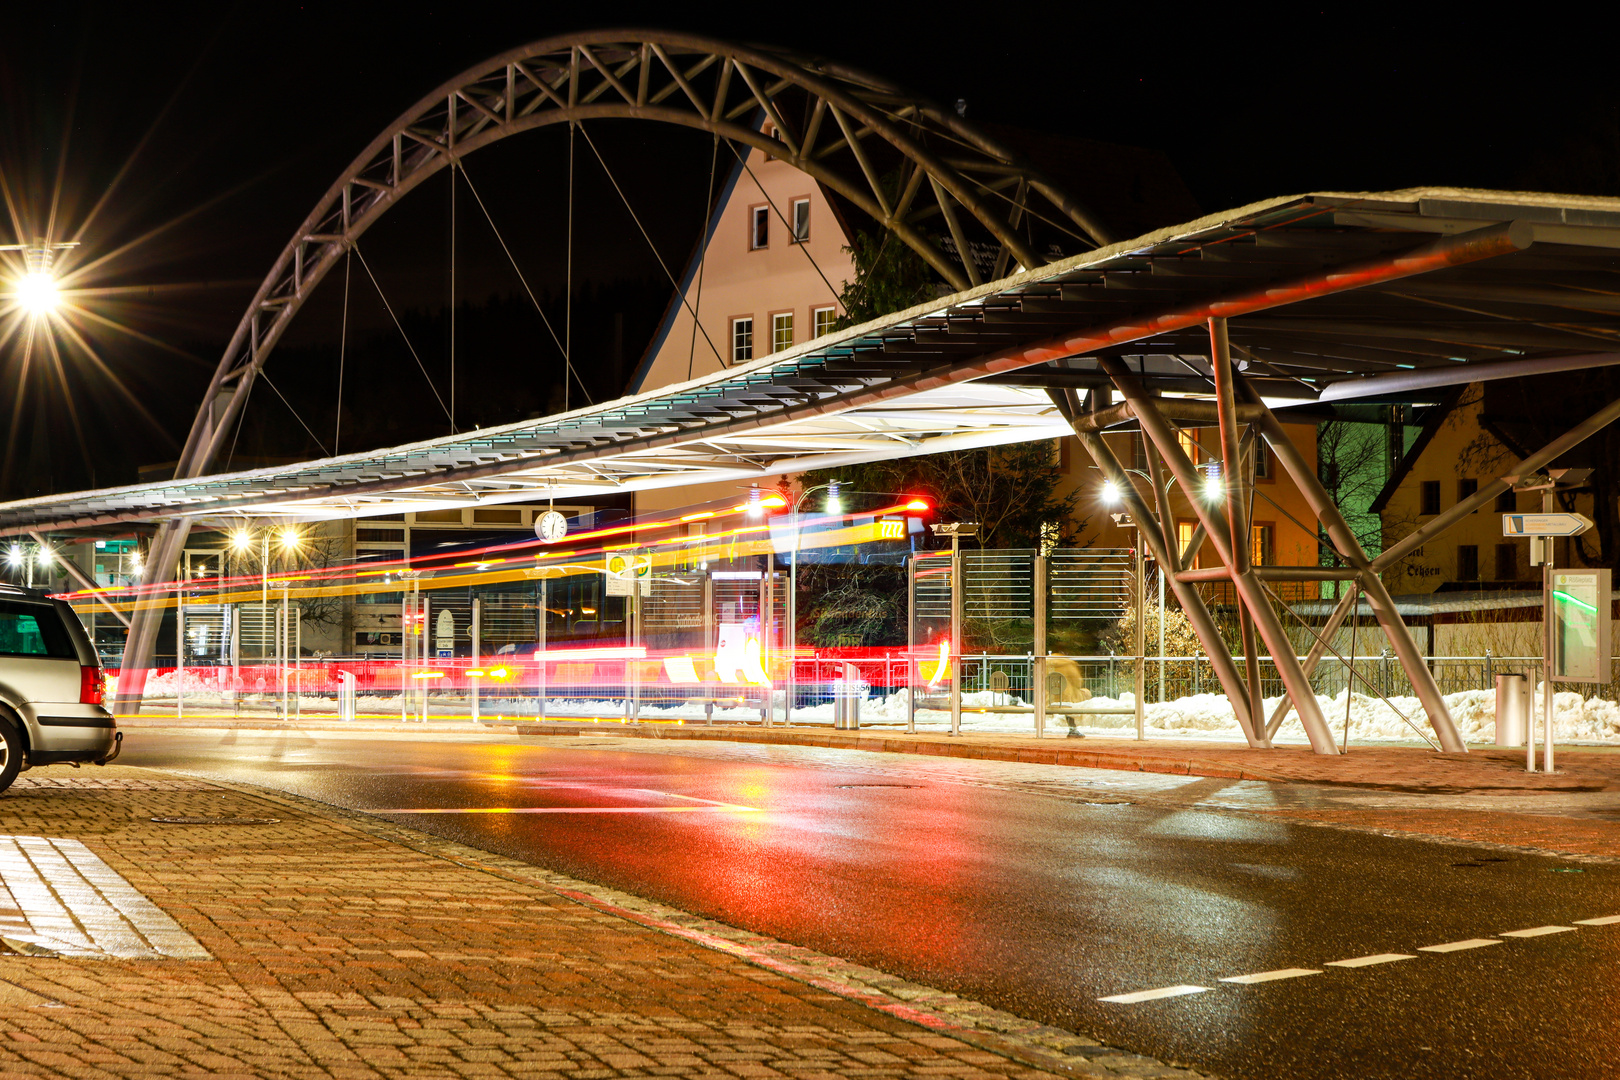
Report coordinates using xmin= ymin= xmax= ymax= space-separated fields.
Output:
xmin=1319 ymin=351 xmax=1620 ymax=402
xmin=1234 ymin=372 xmax=1466 ymax=752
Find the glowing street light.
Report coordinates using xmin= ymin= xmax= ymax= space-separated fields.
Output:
xmin=231 ymin=530 xmax=253 ymax=553
xmin=6 ymin=545 xmax=21 ymax=569
xmin=278 ymin=526 xmax=301 ymax=551
xmin=14 ymin=271 xmax=58 ymax=316
xmin=1202 ymin=465 xmax=1224 ymax=503
xmin=1101 ymin=480 xmax=1120 ymax=505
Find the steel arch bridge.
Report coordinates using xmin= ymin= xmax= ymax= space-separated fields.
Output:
xmin=175 ymin=30 xmax=1109 ymax=497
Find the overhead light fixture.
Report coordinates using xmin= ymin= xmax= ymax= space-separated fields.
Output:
xmin=1102 ymin=481 xmax=1120 ymax=505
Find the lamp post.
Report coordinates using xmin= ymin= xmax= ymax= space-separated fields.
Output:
xmin=231 ymin=523 xmax=301 ymax=714
xmin=1100 ymin=460 xmax=1225 ymax=705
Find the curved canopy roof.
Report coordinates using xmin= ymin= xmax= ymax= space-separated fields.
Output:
xmin=5 ymin=186 xmax=1620 ymax=535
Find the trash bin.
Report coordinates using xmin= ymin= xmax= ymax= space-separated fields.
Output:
xmin=833 ymin=662 xmax=861 ymax=730
xmin=1495 ymin=673 xmax=1528 ymax=747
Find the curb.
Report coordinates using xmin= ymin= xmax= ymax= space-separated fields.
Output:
xmin=115 ymin=715 xmax=1605 ymax=793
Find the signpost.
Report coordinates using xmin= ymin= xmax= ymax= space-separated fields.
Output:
xmin=1505 ymin=502 xmax=1605 ymax=772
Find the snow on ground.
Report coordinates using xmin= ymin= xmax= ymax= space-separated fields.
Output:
xmin=140 ymin=677 xmax=1620 ymax=744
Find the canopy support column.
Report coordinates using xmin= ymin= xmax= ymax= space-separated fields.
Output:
xmin=1054 ymin=390 xmax=1264 ymax=746
xmin=113 ymin=518 xmax=191 ymax=715
xmin=1233 ymin=373 xmax=1466 ymax=753
xmin=1100 ymin=357 xmax=1340 ymax=754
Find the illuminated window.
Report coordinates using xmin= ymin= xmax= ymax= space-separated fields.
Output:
xmin=732 ymin=317 xmax=753 ymax=364
xmin=1177 ymin=521 xmax=1197 ymax=563
xmin=750 ymin=206 xmax=769 ymax=250
xmin=1250 ymin=524 xmax=1273 ymax=567
xmin=772 ymin=312 xmax=794 ymax=353
xmin=791 ymin=198 xmax=811 ymax=242
xmin=813 ymin=306 xmax=837 ymax=337
xmin=1177 ymin=427 xmax=1198 ymax=464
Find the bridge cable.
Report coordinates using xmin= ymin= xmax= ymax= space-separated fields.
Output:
xmin=457 ymin=163 xmax=592 ymax=406
xmin=576 ymin=123 xmax=726 ymax=370
xmin=688 ymin=134 xmax=719 ymax=382
xmin=352 ymin=244 xmax=453 ymax=425
xmin=259 ymin=369 xmax=331 ymax=457
xmin=723 ymin=138 xmax=841 ymax=306
xmin=566 ymin=123 xmax=574 ymax=410
xmin=335 ymin=249 xmax=350 ymax=455
xmin=449 ymin=160 xmax=457 ymax=433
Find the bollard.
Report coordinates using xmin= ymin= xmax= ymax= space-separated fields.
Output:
xmin=1494 ymin=672 xmax=1528 ymax=747
xmin=337 ymin=670 xmax=357 ymax=722
xmin=833 ymin=662 xmax=861 ymax=730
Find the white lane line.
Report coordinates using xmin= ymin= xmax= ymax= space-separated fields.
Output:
xmin=1098 ymin=985 xmax=1210 ymax=1004
xmin=369 ymin=805 xmax=762 ymax=814
xmin=1325 ymin=953 xmax=1416 ymax=968
xmin=1501 ymin=926 xmax=1577 ymax=938
xmin=1418 ymin=939 xmax=1502 ymax=954
xmin=1219 ymin=968 xmax=1321 ymax=985
xmin=1575 ymin=916 xmax=1620 ymax=926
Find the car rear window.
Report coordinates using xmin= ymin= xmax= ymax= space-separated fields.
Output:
xmin=0 ymin=600 xmax=75 ymax=659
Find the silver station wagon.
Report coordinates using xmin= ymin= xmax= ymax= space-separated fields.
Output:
xmin=0 ymin=586 xmax=119 ymax=791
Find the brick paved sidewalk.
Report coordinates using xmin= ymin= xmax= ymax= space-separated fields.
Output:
xmin=0 ymin=766 xmax=1201 ymax=1080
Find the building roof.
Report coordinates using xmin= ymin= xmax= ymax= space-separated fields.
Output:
xmin=5 ymin=186 xmax=1620 ymax=535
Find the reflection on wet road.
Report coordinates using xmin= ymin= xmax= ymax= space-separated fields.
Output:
xmin=126 ymin=729 xmax=1620 ymax=1080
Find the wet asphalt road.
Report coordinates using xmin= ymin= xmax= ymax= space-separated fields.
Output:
xmin=125 ymin=730 xmax=1620 ymax=1079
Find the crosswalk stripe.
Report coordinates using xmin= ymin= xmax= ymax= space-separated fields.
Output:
xmin=1501 ymin=926 xmax=1576 ymax=938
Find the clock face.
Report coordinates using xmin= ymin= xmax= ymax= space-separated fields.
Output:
xmin=536 ymin=511 xmax=568 ymax=543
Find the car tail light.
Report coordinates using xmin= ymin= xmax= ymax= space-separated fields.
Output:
xmin=80 ymin=666 xmax=105 ymax=706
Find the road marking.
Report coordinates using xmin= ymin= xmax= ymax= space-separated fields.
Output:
xmin=1575 ymin=916 xmax=1620 ymax=926
xmin=1098 ymin=985 xmax=1210 ymax=1004
xmin=0 ymin=836 xmax=207 ymax=960
xmin=1501 ymin=925 xmax=1576 ymax=938
xmin=1219 ymin=968 xmax=1321 ymax=984
xmin=1325 ymin=953 xmax=1416 ymax=968
xmin=370 ymin=805 xmax=762 ymax=814
xmin=1418 ymin=939 xmax=1502 ymax=953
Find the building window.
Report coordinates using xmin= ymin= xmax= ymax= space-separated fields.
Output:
xmin=1250 ymin=524 xmax=1274 ymax=567
xmin=1459 ymin=477 xmax=1478 ymax=504
xmin=1253 ymin=445 xmax=1271 ymax=479
xmin=750 ymin=206 xmax=769 ymax=250
xmin=1177 ymin=521 xmax=1197 ymax=562
xmin=1458 ymin=544 xmax=1479 ymax=581
xmin=1495 ymin=542 xmax=1516 ymax=581
xmin=813 ymin=306 xmax=837 ymax=338
xmin=732 ymin=317 xmax=753 ymax=364
xmin=1177 ymin=427 xmax=1198 ymax=464
xmin=772 ymin=312 xmax=794 ymax=353
xmin=791 ymin=198 xmax=811 ymax=242
xmin=1496 ymin=487 xmax=1516 ymax=513
xmin=1420 ymin=480 xmax=1441 ymax=516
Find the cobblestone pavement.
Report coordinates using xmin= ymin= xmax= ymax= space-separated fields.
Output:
xmin=0 ymin=767 xmax=1205 ymax=1080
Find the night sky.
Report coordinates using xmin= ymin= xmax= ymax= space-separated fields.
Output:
xmin=3 ymin=2 xmax=1619 ymax=498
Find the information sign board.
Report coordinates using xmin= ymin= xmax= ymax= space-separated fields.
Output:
xmin=1504 ymin=513 xmax=1595 ymax=537
xmin=1552 ymin=568 xmax=1612 ymax=683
